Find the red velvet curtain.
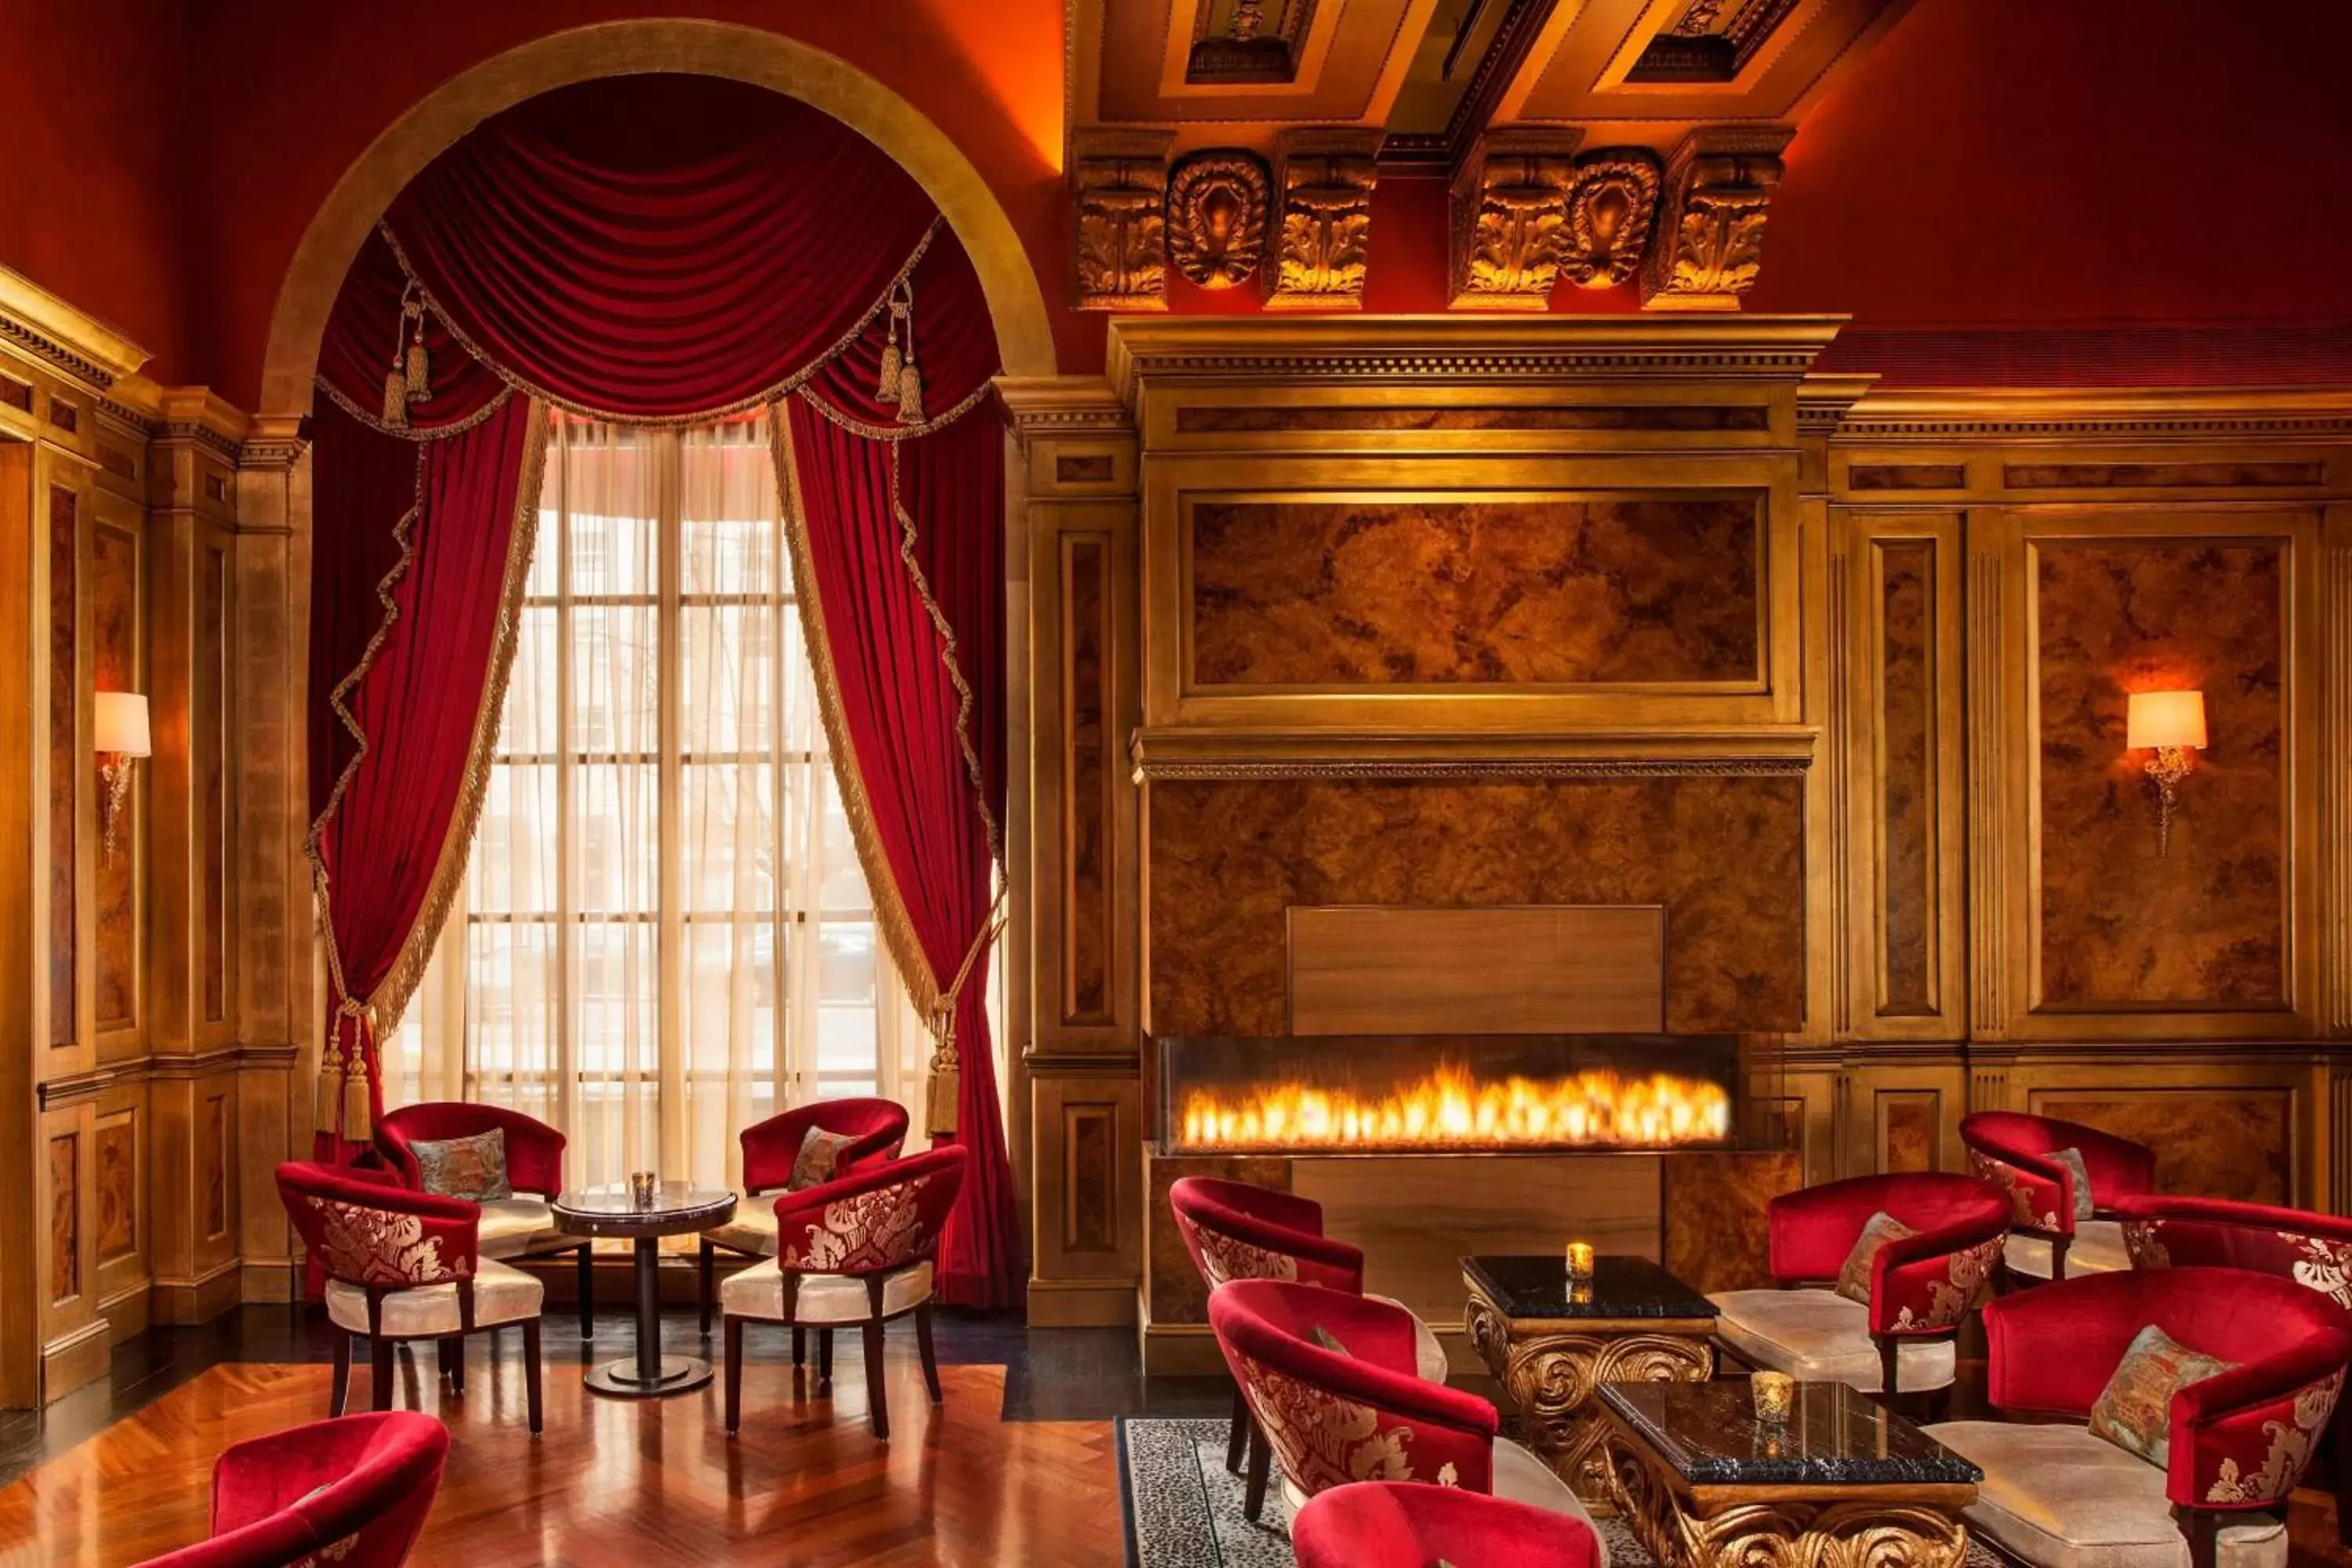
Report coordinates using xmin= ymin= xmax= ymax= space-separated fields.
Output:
xmin=307 ymin=78 xmax=1020 ymax=1302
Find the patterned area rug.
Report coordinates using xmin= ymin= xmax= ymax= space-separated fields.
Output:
xmin=1116 ymin=1417 xmax=2013 ymax=1568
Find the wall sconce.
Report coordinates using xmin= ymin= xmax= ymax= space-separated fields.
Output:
xmin=94 ymin=691 xmax=151 ymax=857
xmin=2125 ymin=689 xmax=2205 ymax=858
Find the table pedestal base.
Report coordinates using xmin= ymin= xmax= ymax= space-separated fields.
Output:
xmin=585 ymin=1354 xmax=713 ymax=1399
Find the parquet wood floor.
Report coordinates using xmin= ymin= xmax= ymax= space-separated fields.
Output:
xmin=0 ymin=1346 xmax=1125 ymax=1566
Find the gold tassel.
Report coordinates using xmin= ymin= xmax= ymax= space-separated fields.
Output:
xmin=924 ymin=1046 xmax=960 ymax=1138
xmin=404 ymin=337 xmax=430 ymax=402
xmin=381 ymin=367 xmax=408 ymax=427
xmin=876 ymin=337 xmax=903 ymax=405
xmin=343 ymin=1065 xmax=372 ymax=1142
xmin=896 ymin=358 xmax=924 ymax=426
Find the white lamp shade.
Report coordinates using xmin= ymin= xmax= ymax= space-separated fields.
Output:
xmin=94 ymin=691 xmax=151 ymax=757
xmin=2125 ymin=689 xmax=2206 ymax=751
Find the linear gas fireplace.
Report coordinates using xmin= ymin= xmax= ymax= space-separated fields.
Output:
xmin=1152 ymin=1033 xmax=1773 ymax=1156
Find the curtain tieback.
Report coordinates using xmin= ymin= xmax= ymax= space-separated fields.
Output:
xmin=924 ymin=893 xmax=1006 ymax=1138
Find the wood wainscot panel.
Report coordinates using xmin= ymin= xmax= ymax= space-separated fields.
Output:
xmin=93 ymin=1084 xmax=148 ymax=1342
xmin=1664 ymin=1099 xmax=1804 ymax=1295
xmin=38 ymin=1102 xmax=105 ymax=1402
xmin=1186 ymin=494 xmax=1762 ymax=690
xmin=91 ymin=515 xmax=138 ymax=1038
xmin=1147 ymin=773 xmax=1806 ymax=1037
xmin=47 ymin=483 xmax=78 ymax=1054
xmin=1027 ymin=1071 xmax=1143 ymax=1327
xmin=1287 ymin=905 xmax=1665 ymax=1036
xmin=2035 ymin=1087 xmax=2293 ymax=1204
xmin=49 ymin=1131 xmax=78 ymax=1306
xmin=2034 ymin=532 xmax=2291 ymax=1011
xmin=198 ymin=543 xmax=228 ymax=1029
xmin=1062 ymin=535 xmax=1114 ymax=1026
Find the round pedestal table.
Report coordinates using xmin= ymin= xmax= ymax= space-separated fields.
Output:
xmin=553 ymin=1182 xmax=737 ymax=1398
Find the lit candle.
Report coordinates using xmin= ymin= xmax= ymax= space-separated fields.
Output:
xmin=1752 ymin=1370 xmax=1795 ymax=1424
xmin=1565 ymin=1240 xmax=1595 ymax=1282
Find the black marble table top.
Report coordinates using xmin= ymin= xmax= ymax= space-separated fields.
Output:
xmin=1599 ymin=1380 xmax=1981 ymax=1487
xmin=1462 ymin=1254 xmax=1718 ymax=1321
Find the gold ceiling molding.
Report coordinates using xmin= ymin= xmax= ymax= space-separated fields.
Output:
xmin=1134 ymin=754 xmax=1813 ymax=782
xmin=0 ymin=261 xmax=151 ymax=393
xmin=1828 ymin=387 xmax=2352 ymax=442
xmin=260 ymin=18 xmax=1056 ymax=419
xmin=1129 ymin=724 xmax=1819 ymax=781
xmin=993 ymin=376 xmax=1133 ymax=435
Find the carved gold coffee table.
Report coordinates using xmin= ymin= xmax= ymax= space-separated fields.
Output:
xmin=1462 ymin=1254 xmax=1718 ymax=1507
xmin=1599 ymin=1379 xmax=1980 ymax=1568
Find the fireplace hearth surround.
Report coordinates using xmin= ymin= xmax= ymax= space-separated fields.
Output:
xmin=1152 ymin=1034 xmax=1778 ymax=1156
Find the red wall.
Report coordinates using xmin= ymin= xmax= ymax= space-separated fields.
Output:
xmin=2 ymin=0 xmax=2350 ymax=396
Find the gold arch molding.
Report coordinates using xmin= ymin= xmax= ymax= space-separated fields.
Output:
xmin=258 ymin=18 xmax=1057 ymax=418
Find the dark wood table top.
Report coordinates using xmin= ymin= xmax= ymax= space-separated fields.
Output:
xmin=552 ymin=1183 xmax=736 ymax=1239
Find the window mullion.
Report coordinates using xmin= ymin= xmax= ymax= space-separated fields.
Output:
xmin=655 ymin=429 xmax=687 ymax=1177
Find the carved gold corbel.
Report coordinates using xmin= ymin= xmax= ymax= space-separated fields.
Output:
xmin=1071 ymin=129 xmax=1174 ymax=311
xmin=1265 ymin=129 xmax=1381 ymax=310
xmin=1448 ymin=129 xmax=1584 ymax=310
xmin=1563 ymin=151 xmax=1663 ymax=289
xmin=1641 ymin=125 xmax=1793 ymax=312
xmin=1167 ymin=151 xmax=1270 ymax=292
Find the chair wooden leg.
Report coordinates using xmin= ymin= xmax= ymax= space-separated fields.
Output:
xmin=1242 ymin=1420 xmax=1271 ymax=1523
xmin=1875 ymin=1334 xmax=1900 ymax=1399
xmin=793 ymin=1325 xmax=806 ymax=1370
xmin=577 ymin=1244 xmax=594 ymax=1339
xmin=915 ymin=1301 xmax=942 ymax=1405
xmin=370 ymin=1339 xmax=394 ymax=1412
xmin=817 ymin=1327 xmax=833 ymax=1392
xmin=2178 ymin=1506 xmax=2218 ymax=1568
xmin=1225 ymin=1384 xmax=1250 ymax=1475
xmin=699 ymin=1239 xmax=716 ymax=1338
xmin=2050 ymin=1232 xmax=2073 ymax=1283
xmin=724 ymin=1317 xmax=745 ymax=1433
xmin=330 ymin=1333 xmax=351 ymax=1417
xmin=2332 ymin=1395 xmax=2352 ymax=1547
xmin=522 ymin=1318 xmax=543 ymax=1435
xmin=438 ymin=1335 xmax=464 ymax=1393
xmin=862 ymin=1315 xmax=890 ymax=1439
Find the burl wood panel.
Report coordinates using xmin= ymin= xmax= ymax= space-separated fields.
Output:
xmin=1064 ymin=1102 xmax=1116 ymax=1254
xmin=1063 ymin=536 xmax=1112 ymax=1024
xmin=2036 ymin=541 xmax=2285 ymax=1007
xmin=1664 ymin=1137 xmax=1803 ymax=1294
xmin=1849 ymin=465 xmax=1966 ymax=491
xmin=1288 ymin=905 xmax=1665 ymax=1035
xmin=49 ymin=1134 xmax=78 ymax=1303
xmin=1188 ymin=497 xmax=1760 ymax=687
xmin=204 ymin=1094 xmax=228 ymax=1239
xmin=93 ymin=521 xmax=136 ymax=1029
xmin=49 ymin=487 xmax=76 ymax=1047
xmin=96 ymin=1116 xmax=135 ymax=1261
xmin=1146 ymin=1152 xmax=1291 ymax=1324
xmin=2004 ymin=462 xmax=2324 ymax=489
xmin=201 ymin=547 xmax=227 ymax=1024
xmin=1149 ymin=776 xmax=1806 ymax=1036
xmin=1878 ymin=542 xmax=1936 ymax=1014
xmin=1175 ymin=405 xmax=1768 ymax=434
xmin=2039 ymin=1094 xmax=2290 ymax=1204
xmin=1881 ymin=1094 xmax=1936 ymax=1173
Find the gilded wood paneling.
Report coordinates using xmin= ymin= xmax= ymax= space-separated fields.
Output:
xmin=2035 ymin=538 xmax=2286 ymax=1008
xmin=1187 ymin=495 xmax=1762 ymax=688
xmin=1287 ymin=904 xmax=1665 ymax=1035
xmin=1175 ymin=405 xmax=1769 ymax=434
xmin=47 ymin=485 xmax=76 ymax=1050
xmin=1878 ymin=1090 xmax=1938 ymax=1173
xmin=2036 ymin=1090 xmax=2291 ymax=1203
xmin=1878 ymin=541 xmax=1936 ymax=1014
xmin=1062 ymin=534 xmax=1112 ymax=1025
xmin=1147 ymin=775 xmax=1807 ymax=1036
xmin=92 ymin=520 xmax=136 ymax=1032
xmin=200 ymin=545 xmax=227 ymax=1026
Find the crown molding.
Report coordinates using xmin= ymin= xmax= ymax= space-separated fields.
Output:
xmin=993 ymin=375 xmax=1132 ymax=435
xmin=1128 ymin=724 xmax=1818 ymax=781
xmin=1834 ymin=385 xmax=2352 ymax=441
xmin=0 ymin=262 xmax=151 ymax=392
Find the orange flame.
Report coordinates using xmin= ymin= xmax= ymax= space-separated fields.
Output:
xmin=1176 ymin=1062 xmax=1733 ymax=1152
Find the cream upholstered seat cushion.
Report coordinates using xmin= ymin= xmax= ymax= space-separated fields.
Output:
xmin=1923 ymin=1420 xmax=2285 ymax=1568
xmin=1708 ymin=1287 xmax=1958 ymax=1392
xmin=2005 ymin=1219 xmax=2131 ymax=1281
xmin=325 ymin=1258 xmax=543 ymax=1337
xmin=719 ymin=1257 xmax=935 ymax=1324
xmin=706 ymin=1192 xmax=780 ymax=1257
xmin=1363 ymin=1293 xmax=1452 ymax=1383
xmin=1275 ymin=1437 xmax=1607 ymax=1566
xmin=474 ymin=1196 xmax=564 ymax=1260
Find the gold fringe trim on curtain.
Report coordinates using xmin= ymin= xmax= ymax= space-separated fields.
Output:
xmin=379 ymin=218 xmax=959 ymax=429
xmin=768 ymin=404 xmax=947 ymax=1031
xmin=317 ymin=374 xmax=516 ymax=441
xmin=793 ymin=379 xmax=996 ymax=444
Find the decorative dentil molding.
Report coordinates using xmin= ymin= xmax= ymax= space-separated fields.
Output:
xmin=0 ymin=261 xmax=151 ymax=393
xmin=1448 ymin=129 xmax=1584 ymax=310
xmin=1071 ymin=129 xmax=1174 ymax=311
xmin=1642 ymin=125 xmax=1792 ymax=311
xmin=1265 ymin=129 xmax=1381 ymax=310
xmin=1166 ymin=151 xmax=1269 ymax=292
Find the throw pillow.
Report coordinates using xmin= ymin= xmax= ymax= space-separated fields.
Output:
xmin=1833 ymin=1210 xmax=1916 ymax=1306
xmin=1308 ymin=1324 xmax=1352 ymax=1356
xmin=2089 ymin=1324 xmax=2239 ymax=1467
xmin=2049 ymin=1146 xmax=2096 ymax=1221
xmin=412 ymin=1129 xmax=513 ymax=1202
xmin=787 ymin=1126 xmax=859 ymax=1191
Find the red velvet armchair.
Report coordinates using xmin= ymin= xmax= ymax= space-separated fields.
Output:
xmin=1292 ymin=1481 xmax=1604 ymax=1568
xmin=719 ymin=1144 xmax=964 ymax=1439
xmin=1709 ymin=1171 xmax=2010 ymax=1397
xmin=1924 ymin=1267 xmax=2352 ymax=1568
xmin=2118 ymin=1193 xmax=2352 ymax=1544
xmin=699 ymin=1097 xmax=909 ymax=1334
xmin=1171 ymin=1176 xmax=1451 ymax=1478
xmin=376 ymin=1102 xmax=593 ymax=1337
xmin=277 ymin=1160 xmax=546 ymax=1433
xmin=1208 ymin=1278 xmax=1604 ymax=1552
xmin=136 ymin=1411 xmax=448 ymax=1568
xmin=1961 ymin=1110 xmax=2156 ymax=1281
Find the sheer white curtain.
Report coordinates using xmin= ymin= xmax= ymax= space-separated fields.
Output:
xmin=385 ymin=411 xmax=929 ymax=1191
